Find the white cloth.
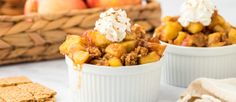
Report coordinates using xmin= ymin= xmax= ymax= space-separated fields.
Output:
xmin=178 ymin=78 xmax=236 ymax=102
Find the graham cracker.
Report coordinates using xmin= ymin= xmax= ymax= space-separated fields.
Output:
xmin=0 ymin=76 xmax=56 ymax=102
xmin=0 ymin=86 xmax=34 ymax=102
xmin=0 ymin=98 xmax=5 ymax=102
xmin=17 ymin=83 xmax=56 ymax=101
xmin=44 ymin=96 xmax=56 ymax=102
xmin=0 ymin=76 xmax=32 ymax=87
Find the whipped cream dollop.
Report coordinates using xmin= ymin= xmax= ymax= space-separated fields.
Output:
xmin=178 ymin=0 xmax=216 ymax=27
xmin=94 ymin=8 xmax=131 ymax=42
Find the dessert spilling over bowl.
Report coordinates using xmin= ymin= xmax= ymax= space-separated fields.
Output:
xmin=66 ymin=56 xmax=163 ymax=102
xmin=60 ymin=8 xmax=166 ymax=102
xmin=154 ymin=0 xmax=236 ymax=87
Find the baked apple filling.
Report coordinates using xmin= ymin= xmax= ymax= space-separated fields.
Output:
xmin=60 ymin=9 xmax=166 ymax=67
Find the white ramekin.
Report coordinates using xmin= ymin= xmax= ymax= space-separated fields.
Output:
xmin=161 ymin=42 xmax=236 ymax=87
xmin=65 ymin=56 xmax=163 ymax=102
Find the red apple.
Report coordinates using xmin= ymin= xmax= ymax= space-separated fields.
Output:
xmin=24 ymin=0 xmax=38 ymax=15
xmin=24 ymin=0 xmax=87 ymax=15
xmin=87 ymin=0 xmax=141 ymax=8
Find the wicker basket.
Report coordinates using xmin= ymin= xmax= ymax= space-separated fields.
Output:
xmin=0 ymin=0 xmax=25 ymax=15
xmin=0 ymin=0 xmax=161 ymax=65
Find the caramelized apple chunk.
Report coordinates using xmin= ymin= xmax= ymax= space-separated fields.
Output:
xmin=87 ymin=31 xmax=111 ymax=47
xmin=72 ymin=51 xmax=90 ymax=65
xmin=222 ymin=22 xmax=232 ymax=33
xmin=147 ymin=42 xmax=166 ymax=56
xmin=162 ymin=21 xmax=182 ymax=41
xmin=139 ymin=52 xmax=160 ymax=64
xmin=208 ymin=33 xmax=222 ymax=46
xmin=228 ymin=28 xmax=236 ymax=44
xmin=174 ymin=32 xmax=187 ymax=45
xmin=124 ymin=32 xmax=137 ymax=40
xmin=154 ymin=25 xmax=164 ymax=38
xmin=108 ymin=57 xmax=123 ymax=67
xmin=120 ymin=40 xmax=137 ymax=52
xmin=105 ymin=43 xmax=126 ymax=58
xmin=59 ymin=35 xmax=85 ymax=55
xmin=212 ymin=14 xmax=225 ymax=26
xmin=213 ymin=25 xmax=225 ymax=32
xmin=209 ymin=13 xmax=226 ymax=30
xmin=187 ymin=22 xmax=204 ymax=34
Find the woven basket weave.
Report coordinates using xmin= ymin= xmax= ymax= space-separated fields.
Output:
xmin=0 ymin=0 xmax=25 ymax=15
xmin=0 ymin=0 xmax=161 ymax=65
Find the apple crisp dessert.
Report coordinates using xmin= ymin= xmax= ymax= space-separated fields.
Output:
xmin=155 ymin=12 xmax=236 ymax=47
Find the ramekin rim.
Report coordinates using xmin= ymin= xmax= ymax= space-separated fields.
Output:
xmin=160 ymin=41 xmax=236 ymax=50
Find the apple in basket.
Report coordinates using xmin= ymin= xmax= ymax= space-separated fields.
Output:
xmin=24 ymin=0 xmax=87 ymax=15
xmin=86 ymin=0 xmax=141 ymax=8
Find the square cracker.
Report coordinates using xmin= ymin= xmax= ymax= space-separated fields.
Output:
xmin=0 ymin=98 xmax=5 ymax=102
xmin=17 ymin=83 xmax=56 ymax=101
xmin=0 ymin=76 xmax=32 ymax=87
xmin=45 ymin=96 xmax=56 ymax=102
xmin=0 ymin=86 xmax=34 ymax=102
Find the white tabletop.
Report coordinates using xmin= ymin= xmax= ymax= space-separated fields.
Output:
xmin=0 ymin=59 xmax=185 ymax=102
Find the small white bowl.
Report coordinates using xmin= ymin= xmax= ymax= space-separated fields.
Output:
xmin=161 ymin=42 xmax=236 ymax=87
xmin=65 ymin=56 xmax=163 ymax=102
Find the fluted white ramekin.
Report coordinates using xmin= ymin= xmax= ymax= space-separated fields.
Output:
xmin=65 ymin=56 xmax=163 ymax=102
xmin=161 ymin=42 xmax=236 ymax=87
